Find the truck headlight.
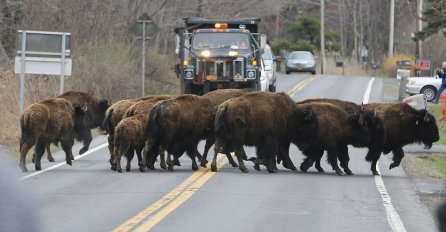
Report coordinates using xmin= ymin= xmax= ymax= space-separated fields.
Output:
xmin=185 ymin=70 xmax=194 ymax=79
xmin=200 ymin=50 xmax=210 ymax=57
xmin=247 ymin=70 xmax=256 ymax=78
xmin=229 ymin=50 xmax=239 ymax=56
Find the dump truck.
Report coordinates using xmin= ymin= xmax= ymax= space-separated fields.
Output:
xmin=175 ymin=17 xmax=267 ymax=95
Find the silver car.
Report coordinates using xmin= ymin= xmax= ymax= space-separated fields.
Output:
xmin=285 ymin=51 xmax=316 ymax=75
xmin=261 ymin=45 xmax=277 ymax=92
xmin=406 ymin=76 xmax=441 ymax=102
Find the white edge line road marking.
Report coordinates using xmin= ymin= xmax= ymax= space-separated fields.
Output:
xmin=363 ymin=77 xmax=407 ymax=232
xmin=19 ymin=143 xmax=108 ymax=181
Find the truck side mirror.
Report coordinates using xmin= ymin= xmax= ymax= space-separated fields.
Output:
xmin=260 ymin=34 xmax=267 ymax=49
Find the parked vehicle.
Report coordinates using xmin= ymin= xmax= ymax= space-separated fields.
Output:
xmin=406 ymin=76 xmax=441 ymax=102
xmin=259 ymin=58 xmax=269 ymax=91
xmin=285 ymin=51 xmax=316 ymax=75
xmin=261 ymin=44 xmax=277 ymax=92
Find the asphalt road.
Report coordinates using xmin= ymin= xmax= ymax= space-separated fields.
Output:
xmin=14 ymin=73 xmax=438 ymax=232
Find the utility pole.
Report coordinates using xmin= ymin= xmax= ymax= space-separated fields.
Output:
xmin=320 ymin=0 xmax=325 ymax=75
xmin=416 ymin=0 xmax=423 ymax=59
xmin=338 ymin=0 xmax=345 ymax=57
xmin=388 ymin=0 xmax=395 ymax=58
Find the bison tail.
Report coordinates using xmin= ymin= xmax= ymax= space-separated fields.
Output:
xmin=146 ymin=104 xmax=162 ymax=144
xmin=214 ymin=105 xmax=230 ymax=141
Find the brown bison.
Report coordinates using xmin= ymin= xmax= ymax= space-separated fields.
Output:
xmin=363 ymin=103 xmax=439 ymax=175
xmin=289 ymin=102 xmax=371 ymax=176
xmin=296 ymin=98 xmax=385 ymax=175
xmin=19 ymin=98 xmax=86 ymax=172
xmin=199 ymin=89 xmax=254 ymax=168
xmin=213 ymin=92 xmax=318 ymax=173
xmin=103 ymin=96 xmax=169 ymax=168
xmin=141 ymin=94 xmax=213 ymax=172
xmin=112 ymin=96 xmax=173 ymax=172
xmin=32 ymin=91 xmax=110 ymax=163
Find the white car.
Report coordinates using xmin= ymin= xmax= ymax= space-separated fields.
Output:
xmin=260 ymin=58 xmax=269 ymax=91
xmin=406 ymin=76 xmax=441 ymax=102
xmin=261 ymin=44 xmax=277 ymax=92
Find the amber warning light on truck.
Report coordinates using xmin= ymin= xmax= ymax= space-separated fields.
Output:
xmin=214 ymin=23 xmax=228 ymax=29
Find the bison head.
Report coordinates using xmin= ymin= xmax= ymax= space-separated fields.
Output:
xmin=416 ymin=110 xmax=439 ymax=149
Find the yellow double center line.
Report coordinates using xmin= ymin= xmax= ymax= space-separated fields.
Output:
xmin=113 ymin=156 xmax=228 ymax=232
xmin=113 ymin=75 xmax=318 ymax=232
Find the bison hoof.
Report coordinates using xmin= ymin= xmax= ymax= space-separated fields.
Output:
xmin=192 ymin=165 xmax=198 ymax=171
xmin=372 ymin=170 xmax=380 ymax=176
xmin=48 ymin=157 xmax=55 ymax=162
xmin=299 ymin=164 xmax=309 ymax=173
xmin=79 ymin=147 xmax=88 ymax=155
xmin=211 ymin=165 xmax=217 ymax=172
xmin=230 ymin=162 xmax=239 ymax=168
xmin=239 ymin=167 xmax=249 ymax=173
xmin=290 ymin=166 xmax=298 ymax=171
xmin=160 ymin=163 xmax=167 ymax=170
xmin=200 ymin=162 xmax=207 ymax=168
xmin=20 ymin=165 xmax=28 ymax=172
xmin=168 ymin=166 xmax=174 ymax=172
xmin=344 ymin=169 xmax=354 ymax=175
xmin=316 ymin=168 xmax=325 ymax=173
xmin=335 ymin=169 xmax=345 ymax=176
xmin=267 ymin=168 xmax=277 ymax=173
xmin=253 ymin=164 xmax=261 ymax=171
xmin=139 ymin=167 xmax=145 ymax=173
xmin=147 ymin=164 xmax=155 ymax=170
xmin=174 ymin=160 xmax=181 ymax=166
xmin=66 ymin=160 xmax=72 ymax=166
xmin=35 ymin=165 xmax=41 ymax=171
xmin=389 ymin=163 xmax=399 ymax=170
xmin=126 ymin=167 xmax=131 ymax=172
xmin=117 ymin=169 xmax=122 ymax=173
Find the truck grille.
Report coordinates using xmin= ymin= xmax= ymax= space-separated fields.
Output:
xmin=200 ymin=58 xmax=243 ymax=81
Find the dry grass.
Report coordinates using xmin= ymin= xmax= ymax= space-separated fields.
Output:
xmin=0 ymin=41 xmax=179 ymax=157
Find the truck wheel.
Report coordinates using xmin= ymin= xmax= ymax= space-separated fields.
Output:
xmin=269 ymin=84 xmax=276 ymax=92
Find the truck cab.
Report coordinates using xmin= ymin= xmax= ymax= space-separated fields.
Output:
xmin=175 ymin=17 xmax=267 ymax=95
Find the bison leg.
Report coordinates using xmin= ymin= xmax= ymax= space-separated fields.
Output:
xmin=61 ymin=139 xmax=74 ymax=166
xmin=338 ymin=145 xmax=353 ymax=175
xmin=210 ymin=147 xmax=219 ymax=172
xmin=389 ymin=147 xmax=404 ymax=170
xmin=187 ymin=148 xmax=199 ymax=171
xmin=235 ymin=147 xmax=249 ymax=173
xmin=159 ymin=148 xmax=167 ymax=169
xmin=326 ymin=146 xmax=344 ymax=176
xmin=79 ymin=129 xmax=92 ymax=155
xmin=366 ymin=148 xmax=382 ymax=175
xmin=34 ymin=138 xmax=46 ymax=171
xmin=278 ymin=142 xmax=297 ymax=171
xmin=19 ymin=141 xmax=33 ymax=172
xmin=46 ymin=143 xmax=55 ymax=162
xmin=200 ymin=138 xmax=214 ymax=167
xmin=225 ymin=150 xmax=238 ymax=167
xmin=300 ymin=158 xmax=314 ymax=173
xmin=108 ymin=135 xmax=114 ymax=168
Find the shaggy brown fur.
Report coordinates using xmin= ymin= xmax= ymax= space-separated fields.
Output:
xmin=199 ymin=89 xmax=253 ymax=168
xmin=19 ymin=98 xmax=86 ymax=172
xmin=103 ymin=96 xmax=169 ymax=167
xmin=297 ymin=98 xmax=385 ymax=175
xmin=213 ymin=92 xmax=318 ymax=173
xmin=142 ymin=94 xmax=214 ymax=172
xmin=33 ymin=91 xmax=111 ymax=162
xmin=364 ymin=103 xmax=439 ymax=175
xmin=111 ymin=96 xmax=174 ymax=172
xmin=293 ymin=102 xmax=371 ymax=176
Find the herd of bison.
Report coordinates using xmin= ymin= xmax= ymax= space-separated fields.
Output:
xmin=19 ymin=89 xmax=440 ymax=176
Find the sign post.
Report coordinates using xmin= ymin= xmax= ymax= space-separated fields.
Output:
xmin=137 ymin=14 xmax=153 ymax=97
xmin=14 ymin=30 xmax=72 ymax=112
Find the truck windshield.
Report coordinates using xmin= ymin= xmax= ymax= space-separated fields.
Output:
xmin=193 ymin=33 xmax=250 ymax=49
